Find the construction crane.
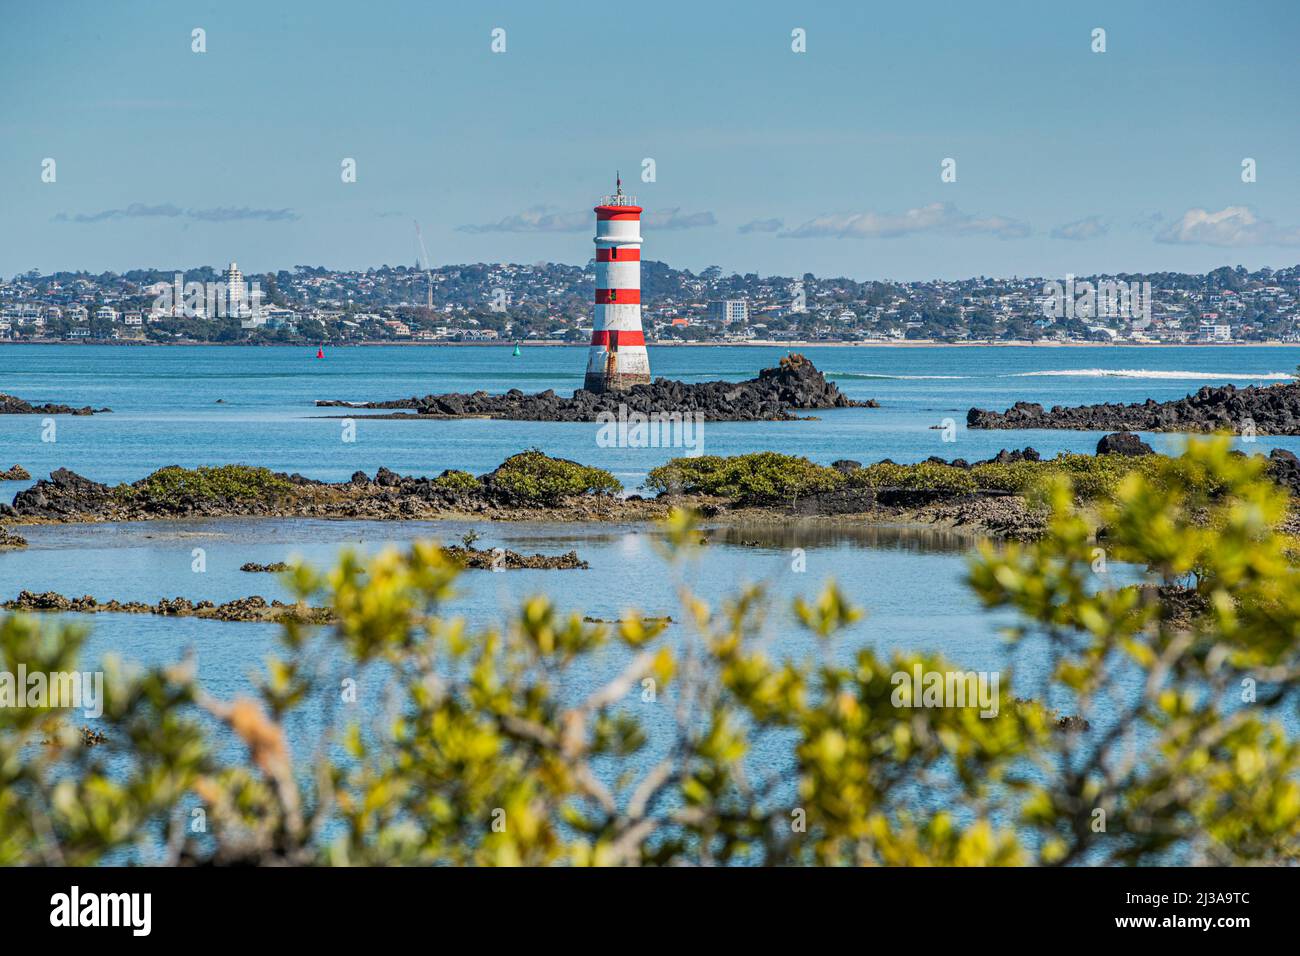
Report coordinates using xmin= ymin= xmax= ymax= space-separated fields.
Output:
xmin=413 ymin=220 xmax=433 ymax=311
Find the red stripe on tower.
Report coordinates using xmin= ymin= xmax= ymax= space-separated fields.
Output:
xmin=596 ymin=247 xmax=640 ymax=262
xmin=584 ymin=172 xmax=651 ymax=393
xmin=595 ymin=289 xmax=641 ymax=305
xmin=589 ymin=330 xmax=646 ymax=347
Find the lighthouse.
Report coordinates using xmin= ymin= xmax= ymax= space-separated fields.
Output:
xmin=585 ymin=173 xmax=650 ymax=392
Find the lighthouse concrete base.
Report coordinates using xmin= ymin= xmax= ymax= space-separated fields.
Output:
xmin=584 ymin=345 xmax=651 ymax=393
xmin=583 ymin=370 xmax=652 ymax=393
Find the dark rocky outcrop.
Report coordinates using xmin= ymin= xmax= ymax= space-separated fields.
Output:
xmin=441 ymin=545 xmax=588 ymax=570
xmin=42 ymin=726 xmax=108 ymax=748
xmin=582 ymin=615 xmax=674 ymax=625
xmin=1015 ymin=698 xmax=1091 ymax=732
xmin=0 ymin=394 xmax=110 ymax=415
xmin=968 ymin=380 xmax=1300 ymax=434
xmin=1 ymin=590 xmax=332 ymax=623
xmin=316 ymin=353 xmax=876 ymax=422
xmin=0 ymin=465 xmax=31 ymax=481
xmin=1096 ymin=432 xmax=1154 ymax=456
xmin=240 ymin=561 xmax=290 ymax=572
xmin=7 ymin=468 xmax=120 ymax=519
xmin=0 ymin=527 xmax=27 ymax=549
xmin=1266 ymin=448 xmax=1300 ymax=496
xmin=1 ymin=459 xmax=662 ymax=524
xmin=976 ymin=447 xmax=1040 ymax=466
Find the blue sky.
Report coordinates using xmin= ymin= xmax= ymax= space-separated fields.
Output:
xmin=2 ymin=0 xmax=1297 ymax=280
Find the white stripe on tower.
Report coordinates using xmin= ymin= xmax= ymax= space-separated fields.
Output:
xmin=585 ymin=173 xmax=650 ymax=393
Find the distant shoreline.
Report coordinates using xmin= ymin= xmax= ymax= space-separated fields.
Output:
xmin=3 ymin=339 xmax=1299 ymax=349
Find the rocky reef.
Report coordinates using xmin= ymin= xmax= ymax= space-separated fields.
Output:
xmin=442 ymin=545 xmax=588 ymax=570
xmin=0 ymin=394 xmax=110 ymax=415
xmin=0 ymin=527 xmax=27 ymax=549
xmin=315 ymin=353 xmax=874 ymax=422
xmin=0 ymin=454 xmax=659 ymax=524
xmin=968 ymin=380 xmax=1300 ymax=434
xmin=238 ymin=544 xmax=586 ymax=571
xmin=0 ymin=465 xmax=31 ymax=481
xmin=1 ymin=590 xmax=332 ymax=623
xmin=9 ymin=437 xmax=1300 ymax=543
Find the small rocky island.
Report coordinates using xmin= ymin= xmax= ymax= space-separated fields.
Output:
xmin=1 ymin=590 xmax=332 ymax=624
xmin=0 ymin=452 xmax=653 ymax=524
xmin=240 ymin=546 xmax=587 ymax=572
xmin=968 ymin=379 xmax=1300 ymax=434
xmin=316 ymin=353 xmax=874 ymax=422
xmin=0 ymin=393 xmax=110 ymax=415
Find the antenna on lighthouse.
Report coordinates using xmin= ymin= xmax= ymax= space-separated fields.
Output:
xmin=615 ymin=171 xmax=622 ymax=196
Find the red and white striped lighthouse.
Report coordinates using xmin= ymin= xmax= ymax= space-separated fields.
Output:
xmin=585 ymin=173 xmax=650 ymax=393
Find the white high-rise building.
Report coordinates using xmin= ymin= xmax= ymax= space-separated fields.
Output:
xmin=707 ymin=299 xmax=749 ymax=325
xmin=225 ymin=261 xmax=247 ymax=315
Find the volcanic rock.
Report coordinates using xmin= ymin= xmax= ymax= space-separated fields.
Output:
xmin=968 ymin=380 xmax=1300 ymax=434
xmin=1266 ymin=448 xmax=1300 ymax=495
xmin=316 ymin=353 xmax=876 ymax=422
xmin=1096 ymin=432 xmax=1154 ymax=456
xmin=0 ymin=393 xmax=110 ymax=415
xmin=441 ymin=545 xmax=588 ymax=570
xmin=1 ymin=589 xmax=332 ymax=623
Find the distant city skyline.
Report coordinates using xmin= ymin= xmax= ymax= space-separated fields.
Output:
xmin=2 ymin=0 xmax=1298 ymax=281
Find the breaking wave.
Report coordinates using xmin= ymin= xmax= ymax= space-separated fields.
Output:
xmin=826 ymin=372 xmax=970 ymax=380
xmin=1008 ymin=369 xmax=1295 ymax=381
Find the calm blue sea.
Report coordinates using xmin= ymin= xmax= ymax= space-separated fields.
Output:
xmin=1 ymin=343 xmax=1295 ymax=843
xmin=2 ymin=343 xmax=1298 ymax=492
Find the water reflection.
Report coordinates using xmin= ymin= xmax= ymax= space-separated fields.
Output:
xmin=707 ymin=521 xmax=976 ymax=555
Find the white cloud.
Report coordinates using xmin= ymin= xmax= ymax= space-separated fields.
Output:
xmin=54 ymin=203 xmax=298 ymax=223
xmin=738 ymin=217 xmax=784 ymax=234
xmin=1155 ymin=206 xmax=1300 ymax=247
xmin=456 ymin=207 xmax=588 ymax=234
xmin=1050 ymin=216 xmax=1109 ymax=241
xmin=781 ymin=202 xmax=1029 ymax=240
xmin=643 ymin=208 xmax=716 ymax=230
xmin=459 ymin=205 xmax=715 ymax=234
